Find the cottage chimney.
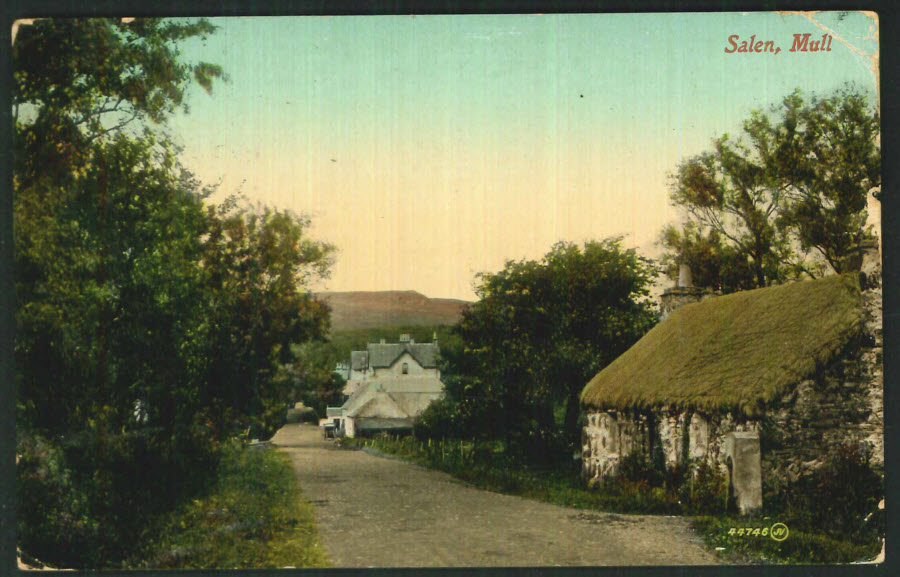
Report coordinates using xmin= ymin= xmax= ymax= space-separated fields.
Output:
xmin=859 ymin=238 xmax=881 ymax=290
xmin=399 ymin=333 xmax=411 ymax=343
xmin=678 ymin=263 xmax=693 ymax=288
xmin=838 ymin=237 xmax=881 ymax=290
xmin=659 ymin=263 xmax=715 ymax=321
xmin=380 ymin=338 xmax=386 ymax=344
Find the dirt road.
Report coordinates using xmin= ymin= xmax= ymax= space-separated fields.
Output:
xmin=271 ymin=424 xmax=721 ymax=568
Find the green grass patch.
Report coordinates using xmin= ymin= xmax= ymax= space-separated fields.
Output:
xmin=135 ymin=441 xmax=330 ymax=569
xmin=693 ymin=516 xmax=882 ymax=564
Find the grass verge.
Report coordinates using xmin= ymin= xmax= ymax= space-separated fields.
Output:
xmin=134 ymin=441 xmax=330 ymax=569
xmin=692 ymin=516 xmax=882 ymax=564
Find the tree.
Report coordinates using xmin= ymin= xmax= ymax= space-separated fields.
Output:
xmin=453 ymin=239 xmax=658 ymax=464
xmin=664 ymin=87 xmax=880 ymax=290
xmin=201 ymin=201 xmax=335 ymax=439
xmin=774 ymin=88 xmax=881 ymax=272
xmin=12 ymin=19 xmax=333 ymax=567
xmin=14 ymin=17 xmax=227 ymax=436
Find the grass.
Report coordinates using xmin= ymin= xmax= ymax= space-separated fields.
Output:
xmin=134 ymin=441 xmax=330 ymax=569
xmin=693 ymin=516 xmax=883 ymax=564
xmin=339 ymin=435 xmax=883 ymax=564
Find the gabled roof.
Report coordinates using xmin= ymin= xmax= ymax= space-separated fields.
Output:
xmin=364 ymin=342 xmax=439 ymax=369
xmin=581 ymin=274 xmax=865 ymax=415
xmin=342 ymin=376 xmax=445 ymax=419
xmin=350 ymin=350 xmax=369 ymax=371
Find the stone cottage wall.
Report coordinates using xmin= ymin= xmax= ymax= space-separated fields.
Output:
xmin=759 ymin=268 xmax=883 ymax=487
xmin=582 ymin=409 xmax=759 ymax=486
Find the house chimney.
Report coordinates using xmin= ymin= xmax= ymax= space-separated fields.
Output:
xmin=380 ymin=338 xmax=386 ymax=344
xmin=678 ymin=263 xmax=693 ymax=288
xmin=399 ymin=333 xmax=411 ymax=343
xmin=837 ymin=237 xmax=881 ymax=290
xmin=659 ymin=264 xmax=714 ymax=321
xmin=433 ymin=331 xmax=438 ymax=344
xmin=859 ymin=238 xmax=881 ymax=291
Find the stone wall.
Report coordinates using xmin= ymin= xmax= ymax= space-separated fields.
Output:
xmin=658 ymin=286 xmax=717 ymax=321
xmin=582 ymin=408 xmax=760 ymax=486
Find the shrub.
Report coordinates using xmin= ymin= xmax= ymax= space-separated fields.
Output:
xmin=678 ymin=461 xmax=730 ymax=515
xmin=413 ymin=397 xmax=464 ymax=440
xmin=767 ymin=443 xmax=883 ymax=543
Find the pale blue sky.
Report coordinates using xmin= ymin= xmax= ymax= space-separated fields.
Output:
xmin=168 ymin=12 xmax=879 ymax=300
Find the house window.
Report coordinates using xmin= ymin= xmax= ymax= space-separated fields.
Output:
xmin=402 ymin=362 xmax=409 ymax=374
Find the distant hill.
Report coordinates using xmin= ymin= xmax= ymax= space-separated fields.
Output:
xmin=317 ymin=290 xmax=470 ymax=332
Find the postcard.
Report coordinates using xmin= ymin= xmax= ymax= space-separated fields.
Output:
xmin=11 ymin=10 xmax=883 ymax=569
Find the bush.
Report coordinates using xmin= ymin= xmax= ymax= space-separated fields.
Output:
xmin=17 ymin=429 xmax=221 ymax=569
xmin=678 ymin=461 xmax=730 ymax=515
xmin=766 ymin=443 xmax=883 ymax=543
xmin=413 ymin=397 xmax=465 ymax=440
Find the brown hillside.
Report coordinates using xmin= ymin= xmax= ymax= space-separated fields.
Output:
xmin=317 ymin=290 xmax=470 ymax=331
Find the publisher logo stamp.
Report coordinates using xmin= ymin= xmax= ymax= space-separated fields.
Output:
xmin=770 ymin=523 xmax=789 ymax=541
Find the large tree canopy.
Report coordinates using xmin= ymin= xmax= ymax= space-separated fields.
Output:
xmin=443 ymin=239 xmax=658 ymax=462
xmin=662 ymin=87 xmax=880 ymax=291
xmin=14 ymin=19 xmax=332 ymax=568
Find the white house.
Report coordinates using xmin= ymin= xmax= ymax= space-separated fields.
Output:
xmin=329 ymin=334 xmax=445 ymax=437
xmin=344 ymin=333 xmax=441 ymax=396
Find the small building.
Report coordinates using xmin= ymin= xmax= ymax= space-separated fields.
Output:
xmin=341 ymin=376 xmax=445 ymax=437
xmin=581 ymin=244 xmax=882 ymax=513
xmin=336 ymin=334 xmax=445 ymax=437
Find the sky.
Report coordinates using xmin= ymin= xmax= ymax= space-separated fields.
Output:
xmin=168 ymin=11 xmax=879 ymax=301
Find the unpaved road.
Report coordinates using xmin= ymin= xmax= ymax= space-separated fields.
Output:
xmin=271 ymin=425 xmax=721 ymax=568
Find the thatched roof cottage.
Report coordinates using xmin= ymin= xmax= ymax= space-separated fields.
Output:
xmin=580 ymin=244 xmax=882 ymax=513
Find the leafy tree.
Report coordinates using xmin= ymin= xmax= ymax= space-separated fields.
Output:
xmin=658 ymin=223 xmax=757 ymax=293
xmin=773 ymin=88 xmax=881 ymax=272
xmin=452 ymin=239 xmax=658 ymax=463
xmin=664 ymin=87 xmax=880 ymax=290
xmin=289 ymin=341 xmax=347 ymax=418
xmin=201 ymin=201 xmax=335 ymax=439
xmin=14 ymin=18 xmax=334 ymax=567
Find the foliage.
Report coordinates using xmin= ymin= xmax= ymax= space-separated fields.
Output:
xmin=14 ymin=18 xmax=333 ymax=567
xmin=452 ymin=239 xmax=658 ymax=462
xmin=135 ymin=442 xmax=330 ymax=569
xmin=17 ymin=428 xmax=221 ymax=568
xmin=659 ymin=223 xmax=758 ymax=293
xmin=663 ymin=86 xmax=880 ymax=291
xmin=766 ymin=444 xmax=884 ymax=543
xmin=200 ymin=200 xmax=334 ymax=439
xmin=413 ymin=397 xmax=467 ymax=440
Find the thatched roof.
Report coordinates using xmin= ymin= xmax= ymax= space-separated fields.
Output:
xmin=581 ymin=274 xmax=865 ymax=415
